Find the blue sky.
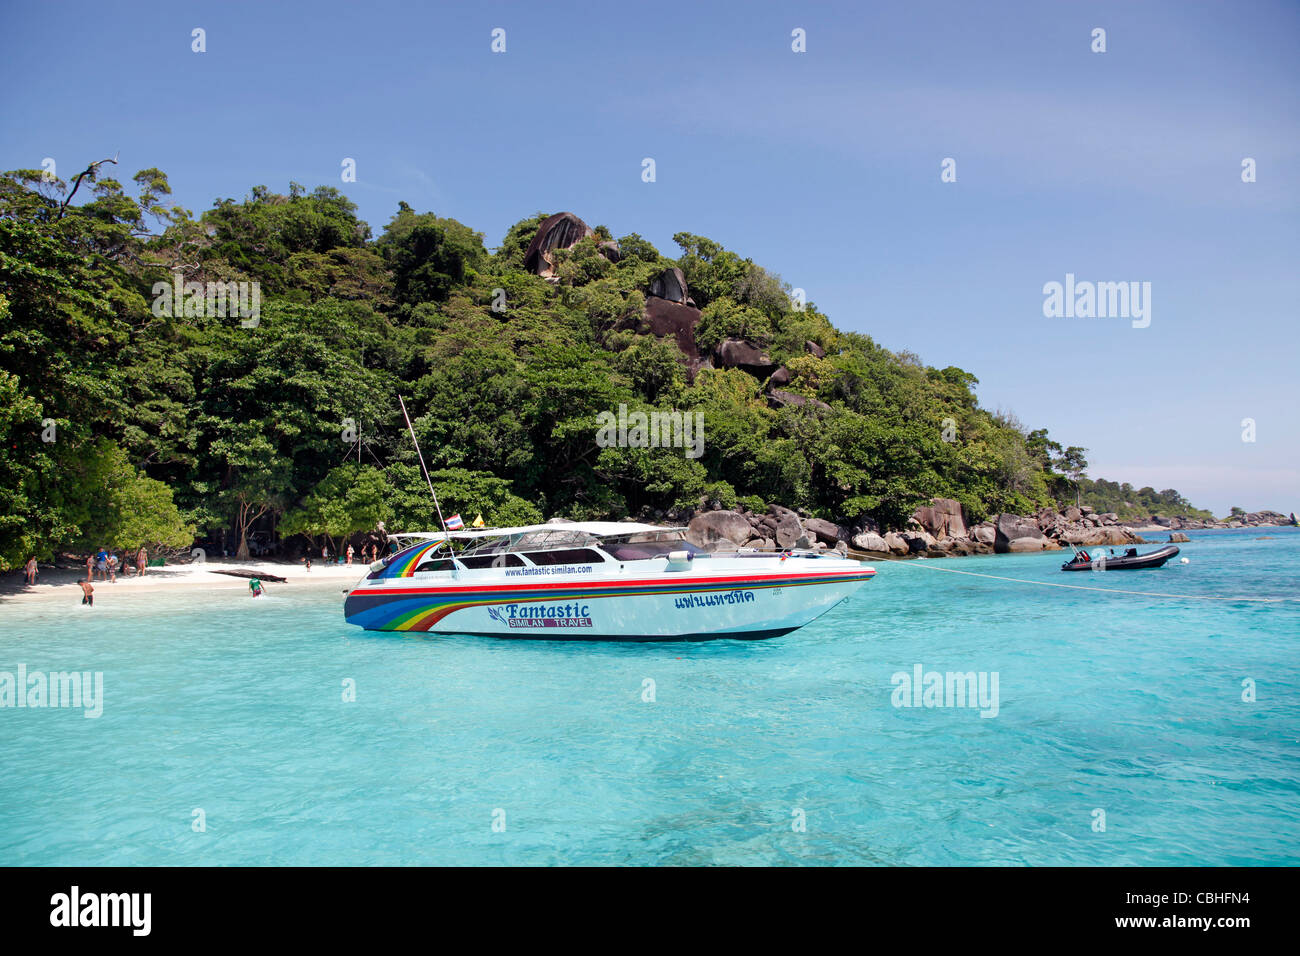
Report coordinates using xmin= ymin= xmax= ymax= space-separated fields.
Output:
xmin=2 ymin=0 xmax=1296 ymax=514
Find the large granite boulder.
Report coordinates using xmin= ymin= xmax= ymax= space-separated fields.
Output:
xmin=714 ymin=337 xmax=774 ymax=376
xmin=649 ymin=267 xmax=690 ymax=305
xmin=1169 ymin=532 xmax=1190 ymax=542
xmin=805 ymin=340 xmax=826 ymax=358
xmin=1006 ymin=535 xmax=1056 ymax=552
xmin=523 ymin=212 xmax=594 ymax=277
xmin=803 ymin=517 xmax=847 ymax=545
xmin=1058 ymin=526 xmax=1143 ymax=546
xmin=883 ymin=531 xmax=910 ymax=554
xmin=637 ymin=297 xmax=706 ymax=379
xmin=901 ymin=531 xmax=935 ymax=553
xmin=686 ymin=510 xmax=753 ymax=551
xmin=911 ymin=498 xmax=967 ymax=540
xmin=774 ymin=514 xmax=804 ymax=549
xmin=852 ymin=531 xmax=890 ymax=553
xmin=994 ymin=513 xmax=1052 ymax=553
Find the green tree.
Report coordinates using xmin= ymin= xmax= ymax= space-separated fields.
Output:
xmin=280 ymin=464 xmax=391 ymax=548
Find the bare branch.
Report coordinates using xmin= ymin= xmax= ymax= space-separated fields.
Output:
xmin=57 ymin=152 xmax=119 ymax=219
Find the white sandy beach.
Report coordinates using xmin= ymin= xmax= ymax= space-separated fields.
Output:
xmin=0 ymin=558 xmax=368 ymax=606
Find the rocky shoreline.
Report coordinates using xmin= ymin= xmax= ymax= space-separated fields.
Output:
xmin=683 ymin=500 xmax=1297 ymax=559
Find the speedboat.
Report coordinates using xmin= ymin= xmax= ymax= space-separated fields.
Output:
xmin=1061 ymin=544 xmax=1180 ymax=571
xmin=342 ymin=522 xmax=876 ymax=640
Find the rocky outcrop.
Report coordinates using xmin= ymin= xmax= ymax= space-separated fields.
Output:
xmin=911 ymin=498 xmax=966 ymax=540
xmin=774 ymin=514 xmax=805 ymax=549
xmin=523 ymin=212 xmax=594 ymax=277
xmin=1057 ymin=525 xmax=1142 ymax=546
xmin=685 ymin=511 xmax=751 ymax=551
xmin=804 ymin=517 xmax=848 ymax=545
xmin=714 ymin=337 xmax=774 ymax=376
xmin=852 ymin=531 xmax=890 ymax=553
xmin=1169 ymin=532 xmax=1190 ymax=542
xmin=631 ymin=266 xmax=708 ymax=379
xmin=675 ymin=499 xmax=1230 ymax=561
xmin=1122 ymin=510 xmax=1295 ymax=531
xmin=649 ymin=267 xmax=690 ymax=305
xmin=638 ymin=297 xmax=706 ymax=378
xmin=994 ymin=513 xmax=1056 ymax=553
xmin=882 ymin=531 xmax=909 ymax=553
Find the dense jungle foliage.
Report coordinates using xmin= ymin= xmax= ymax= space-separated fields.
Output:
xmin=0 ymin=161 xmax=1211 ymax=565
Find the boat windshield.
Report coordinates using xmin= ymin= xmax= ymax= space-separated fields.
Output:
xmin=602 ymin=530 xmax=700 ymax=561
xmin=451 ymin=528 xmax=697 ymax=562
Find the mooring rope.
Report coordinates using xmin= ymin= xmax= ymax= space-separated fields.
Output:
xmin=865 ymin=557 xmax=1297 ymax=604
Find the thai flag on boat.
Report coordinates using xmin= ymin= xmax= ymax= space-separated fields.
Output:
xmin=445 ymin=514 xmax=464 ymax=531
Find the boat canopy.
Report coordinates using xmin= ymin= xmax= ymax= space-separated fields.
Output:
xmin=386 ymin=521 xmax=684 ymax=542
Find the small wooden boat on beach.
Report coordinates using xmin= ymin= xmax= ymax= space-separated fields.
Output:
xmin=211 ymin=568 xmax=288 ymax=583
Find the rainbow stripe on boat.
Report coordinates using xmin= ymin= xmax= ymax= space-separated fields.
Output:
xmin=380 ymin=539 xmax=446 ymax=578
xmin=344 ymin=568 xmax=872 ymax=632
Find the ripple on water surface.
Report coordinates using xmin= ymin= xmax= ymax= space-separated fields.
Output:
xmin=1 ymin=528 xmax=1297 ymax=865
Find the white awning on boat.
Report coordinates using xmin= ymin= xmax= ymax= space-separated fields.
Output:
xmin=386 ymin=521 xmax=684 ymax=542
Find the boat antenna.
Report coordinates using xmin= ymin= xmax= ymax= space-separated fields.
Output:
xmin=398 ymin=394 xmax=450 ymax=542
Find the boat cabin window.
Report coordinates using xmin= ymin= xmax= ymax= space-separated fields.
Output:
xmin=522 ymin=548 xmax=607 ymax=566
xmin=457 ymin=553 xmax=526 ymax=569
xmin=415 ymin=558 xmax=457 ymax=573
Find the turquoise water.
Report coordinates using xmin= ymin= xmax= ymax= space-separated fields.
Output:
xmin=2 ymin=527 xmax=1297 ymax=865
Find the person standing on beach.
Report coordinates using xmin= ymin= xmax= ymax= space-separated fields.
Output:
xmin=86 ymin=554 xmax=94 ymax=580
xmin=24 ymin=556 xmax=37 ymax=586
xmin=346 ymin=544 xmax=354 ymax=565
xmin=107 ymin=553 xmax=118 ymax=583
xmin=79 ymin=578 xmax=94 ymax=606
xmin=136 ymin=547 xmax=147 ymax=575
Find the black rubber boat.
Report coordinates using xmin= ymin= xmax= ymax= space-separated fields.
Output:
xmin=1061 ymin=544 xmax=1179 ymax=571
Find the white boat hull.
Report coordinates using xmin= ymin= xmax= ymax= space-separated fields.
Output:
xmin=343 ymin=556 xmax=874 ymax=640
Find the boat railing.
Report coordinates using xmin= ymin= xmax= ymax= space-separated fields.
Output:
xmin=704 ymin=546 xmax=843 ymax=559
